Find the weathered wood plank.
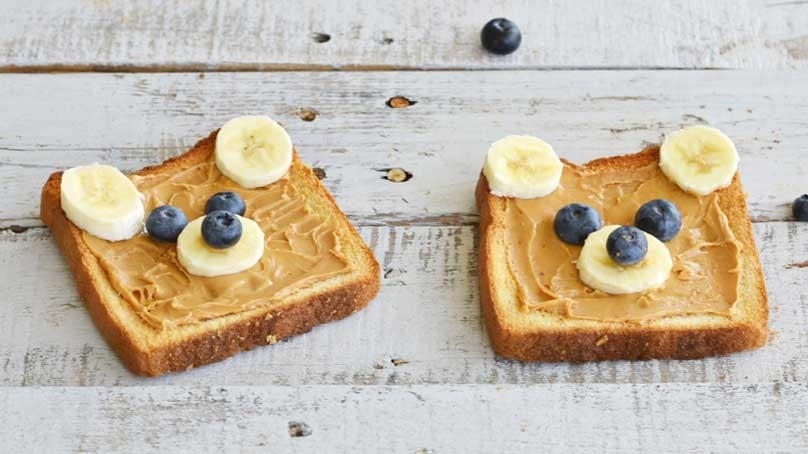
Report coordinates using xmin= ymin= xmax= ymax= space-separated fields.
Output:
xmin=1 ymin=222 xmax=804 ymax=386
xmin=1 ymin=383 xmax=805 ymax=453
xmin=0 ymin=71 xmax=803 ymax=227
xmin=2 ymin=0 xmax=807 ymax=70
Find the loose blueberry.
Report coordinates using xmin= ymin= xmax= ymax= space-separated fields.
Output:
xmin=145 ymin=205 xmax=188 ymax=242
xmin=554 ymin=203 xmax=603 ymax=245
xmin=635 ymin=199 xmax=682 ymax=242
xmin=480 ymin=18 xmax=522 ymax=55
xmin=201 ymin=210 xmax=242 ymax=249
xmin=794 ymin=194 xmax=808 ymax=222
xmin=205 ymin=191 xmax=246 ymax=216
xmin=607 ymin=226 xmax=648 ymax=266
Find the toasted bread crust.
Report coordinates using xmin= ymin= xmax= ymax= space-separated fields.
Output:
xmin=476 ymin=146 xmax=768 ymax=362
xmin=41 ymin=132 xmax=380 ymax=376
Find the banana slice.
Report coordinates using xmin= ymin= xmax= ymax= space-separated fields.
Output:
xmin=577 ymin=225 xmax=672 ymax=295
xmin=60 ymin=164 xmax=144 ymax=241
xmin=215 ymin=116 xmax=293 ymax=188
xmin=483 ymin=135 xmax=563 ymax=199
xmin=659 ymin=125 xmax=739 ymax=196
xmin=177 ymin=215 xmax=265 ymax=277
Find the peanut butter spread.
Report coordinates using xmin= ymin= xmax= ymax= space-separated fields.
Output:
xmin=82 ymin=160 xmax=350 ymax=330
xmin=504 ymin=159 xmax=742 ymax=322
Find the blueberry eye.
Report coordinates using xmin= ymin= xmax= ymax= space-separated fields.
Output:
xmin=205 ymin=191 xmax=246 ymax=216
xmin=554 ymin=203 xmax=603 ymax=245
xmin=634 ymin=199 xmax=682 ymax=242
xmin=146 ymin=205 xmax=188 ymax=242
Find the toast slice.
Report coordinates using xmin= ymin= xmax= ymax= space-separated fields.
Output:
xmin=476 ymin=146 xmax=768 ymax=362
xmin=41 ymin=131 xmax=380 ymax=376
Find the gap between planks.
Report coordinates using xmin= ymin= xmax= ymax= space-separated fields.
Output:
xmin=0 ymin=65 xmax=729 ymax=74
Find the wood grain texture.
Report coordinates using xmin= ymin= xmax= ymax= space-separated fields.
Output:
xmin=2 ymin=0 xmax=808 ymax=70
xmin=1 ymin=222 xmax=804 ymax=386
xmin=0 ymin=71 xmax=803 ymax=228
xmin=1 ymin=383 xmax=805 ymax=453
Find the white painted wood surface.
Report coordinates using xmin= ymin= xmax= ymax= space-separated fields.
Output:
xmin=1 ymin=1 xmax=807 ymax=450
xmin=1 ymin=69 xmax=807 ymax=451
xmin=0 ymin=71 xmax=804 ymax=228
xmin=1 ymin=0 xmax=808 ymax=70
xmin=2 ymin=383 xmax=806 ymax=453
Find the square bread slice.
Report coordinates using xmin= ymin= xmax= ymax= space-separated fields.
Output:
xmin=476 ymin=146 xmax=768 ymax=362
xmin=41 ymin=131 xmax=380 ymax=376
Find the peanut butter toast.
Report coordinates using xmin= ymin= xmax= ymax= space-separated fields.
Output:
xmin=477 ymin=130 xmax=767 ymax=362
xmin=41 ymin=125 xmax=380 ymax=376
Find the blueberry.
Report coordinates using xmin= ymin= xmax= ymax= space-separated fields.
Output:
xmin=635 ymin=199 xmax=682 ymax=242
xmin=145 ymin=205 xmax=188 ymax=242
xmin=480 ymin=18 xmax=522 ymax=55
xmin=205 ymin=191 xmax=246 ymax=216
xmin=201 ymin=210 xmax=242 ymax=249
xmin=554 ymin=203 xmax=603 ymax=245
xmin=607 ymin=226 xmax=648 ymax=266
xmin=794 ymin=194 xmax=808 ymax=222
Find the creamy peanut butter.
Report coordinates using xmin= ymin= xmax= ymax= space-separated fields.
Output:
xmin=504 ymin=156 xmax=742 ymax=322
xmin=83 ymin=158 xmax=350 ymax=330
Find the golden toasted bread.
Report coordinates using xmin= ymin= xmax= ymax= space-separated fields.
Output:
xmin=476 ymin=146 xmax=768 ymax=361
xmin=41 ymin=131 xmax=380 ymax=376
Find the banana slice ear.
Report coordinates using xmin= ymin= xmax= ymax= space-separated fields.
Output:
xmin=483 ymin=135 xmax=563 ymax=199
xmin=60 ymin=164 xmax=145 ymax=241
xmin=659 ymin=125 xmax=739 ymax=196
xmin=215 ymin=116 xmax=294 ymax=189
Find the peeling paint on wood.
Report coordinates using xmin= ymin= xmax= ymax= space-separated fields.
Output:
xmin=1 ymin=0 xmax=807 ymax=70
xmin=0 ymin=384 xmax=805 ymax=452
xmin=0 ymin=71 xmax=805 ymax=226
xmin=1 ymin=222 xmax=805 ymax=386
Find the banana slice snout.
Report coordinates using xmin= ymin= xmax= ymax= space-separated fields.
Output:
xmin=60 ymin=164 xmax=145 ymax=241
xmin=483 ymin=135 xmax=563 ymax=199
xmin=216 ymin=116 xmax=294 ymax=189
xmin=177 ymin=215 xmax=265 ymax=277
xmin=577 ymin=225 xmax=672 ymax=295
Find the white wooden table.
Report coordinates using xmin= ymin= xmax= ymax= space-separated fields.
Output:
xmin=1 ymin=1 xmax=807 ymax=452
